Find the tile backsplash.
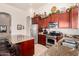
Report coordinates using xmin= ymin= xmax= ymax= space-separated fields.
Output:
xmin=46 ymin=28 xmax=79 ymax=35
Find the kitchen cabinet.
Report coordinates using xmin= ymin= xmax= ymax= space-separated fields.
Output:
xmin=38 ymin=34 xmax=46 ymax=46
xmin=46 ymin=16 xmax=51 ymax=28
xmin=51 ymin=14 xmax=55 ymax=22
xmin=43 ymin=18 xmax=49 ymax=28
xmin=39 ymin=18 xmax=46 ymax=28
xmin=49 ymin=14 xmax=59 ymax=25
xmin=38 ymin=20 xmax=44 ymax=32
xmin=41 ymin=19 xmax=45 ymax=28
xmin=58 ymin=13 xmax=70 ymax=28
xmin=54 ymin=14 xmax=59 ymax=22
xmin=32 ymin=16 xmax=41 ymax=24
xmin=32 ymin=6 xmax=78 ymax=29
xmin=42 ymin=16 xmax=51 ymax=28
xmin=70 ymin=6 xmax=78 ymax=28
xmin=32 ymin=17 xmax=37 ymax=24
xmin=38 ymin=19 xmax=43 ymax=28
xmin=19 ymin=39 xmax=34 ymax=56
xmin=32 ymin=13 xmax=70 ymax=29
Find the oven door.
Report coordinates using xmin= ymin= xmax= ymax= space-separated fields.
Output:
xmin=46 ymin=37 xmax=56 ymax=45
xmin=48 ymin=39 xmax=55 ymax=44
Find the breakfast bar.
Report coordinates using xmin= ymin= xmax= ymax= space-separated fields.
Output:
xmin=8 ymin=35 xmax=34 ymax=56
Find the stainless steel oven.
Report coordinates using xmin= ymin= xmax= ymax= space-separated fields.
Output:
xmin=46 ymin=35 xmax=56 ymax=46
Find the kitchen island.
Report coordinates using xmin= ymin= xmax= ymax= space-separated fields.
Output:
xmin=8 ymin=35 xmax=34 ymax=56
xmin=9 ymin=35 xmax=34 ymax=44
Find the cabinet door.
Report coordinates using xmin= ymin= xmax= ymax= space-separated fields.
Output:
xmin=38 ymin=34 xmax=46 ymax=46
xmin=51 ymin=14 xmax=55 ymax=22
xmin=70 ymin=7 xmax=78 ymax=28
xmin=41 ymin=19 xmax=45 ymax=28
xmin=19 ymin=39 xmax=34 ymax=56
xmin=40 ymin=19 xmax=44 ymax=28
xmin=42 ymin=18 xmax=47 ymax=28
xmin=42 ymin=17 xmax=51 ymax=28
xmin=59 ymin=13 xmax=69 ymax=28
xmin=54 ymin=14 xmax=59 ymax=22
xmin=50 ymin=14 xmax=59 ymax=23
xmin=48 ymin=15 xmax=52 ymax=23
xmin=32 ymin=17 xmax=41 ymax=24
xmin=38 ymin=19 xmax=42 ymax=28
xmin=32 ymin=18 xmax=37 ymax=24
xmin=45 ymin=17 xmax=50 ymax=28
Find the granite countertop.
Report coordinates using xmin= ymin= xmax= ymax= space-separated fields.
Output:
xmin=38 ymin=32 xmax=46 ymax=35
xmin=45 ymin=37 xmax=79 ymax=56
xmin=46 ymin=44 xmax=78 ymax=56
xmin=8 ymin=35 xmax=34 ymax=44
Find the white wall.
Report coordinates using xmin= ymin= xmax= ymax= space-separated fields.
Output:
xmin=0 ymin=4 xmax=31 ymax=36
xmin=33 ymin=3 xmax=79 ymax=35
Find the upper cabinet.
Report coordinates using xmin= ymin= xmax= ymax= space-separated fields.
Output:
xmin=58 ymin=13 xmax=70 ymax=28
xmin=70 ymin=6 xmax=78 ymax=29
xmin=32 ymin=16 xmax=41 ymax=24
xmin=32 ymin=6 xmax=78 ymax=29
xmin=50 ymin=14 xmax=59 ymax=23
xmin=50 ymin=14 xmax=55 ymax=22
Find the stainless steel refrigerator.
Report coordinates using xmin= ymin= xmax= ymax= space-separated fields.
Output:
xmin=31 ymin=24 xmax=38 ymax=44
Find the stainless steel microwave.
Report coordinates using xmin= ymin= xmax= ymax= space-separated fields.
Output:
xmin=48 ymin=22 xmax=58 ymax=28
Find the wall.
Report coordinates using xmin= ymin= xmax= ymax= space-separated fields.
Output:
xmin=0 ymin=4 xmax=31 ymax=36
xmin=33 ymin=3 xmax=79 ymax=35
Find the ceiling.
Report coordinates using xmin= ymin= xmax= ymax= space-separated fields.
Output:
xmin=6 ymin=3 xmax=78 ymax=12
xmin=6 ymin=3 xmax=47 ymax=11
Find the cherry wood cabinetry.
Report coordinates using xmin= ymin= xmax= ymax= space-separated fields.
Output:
xmin=43 ymin=18 xmax=49 ymax=28
xmin=50 ymin=14 xmax=55 ymax=22
xmin=32 ymin=13 xmax=70 ymax=29
xmin=32 ymin=16 xmax=41 ymax=24
xmin=54 ymin=14 xmax=59 ymax=22
xmin=19 ymin=39 xmax=34 ymax=56
xmin=32 ymin=6 xmax=78 ymax=29
xmin=50 ymin=14 xmax=59 ymax=22
xmin=70 ymin=6 xmax=78 ymax=28
xmin=39 ymin=19 xmax=45 ymax=28
xmin=58 ymin=13 xmax=70 ymax=28
xmin=38 ymin=34 xmax=46 ymax=46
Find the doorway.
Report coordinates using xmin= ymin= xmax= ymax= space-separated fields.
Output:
xmin=0 ymin=12 xmax=11 ymax=38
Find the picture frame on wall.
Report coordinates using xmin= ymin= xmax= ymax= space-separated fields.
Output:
xmin=0 ymin=25 xmax=7 ymax=33
xmin=17 ymin=24 xmax=24 ymax=30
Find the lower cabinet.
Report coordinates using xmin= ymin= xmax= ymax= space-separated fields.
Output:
xmin=38 ymin=34 xmax=46 ymax=46
xmin=19 ymin=39 xmax=34 ymax=56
